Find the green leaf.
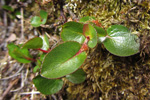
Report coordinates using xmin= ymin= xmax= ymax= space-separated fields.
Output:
xmin=30 ymin=10 xmax=48 ymax=27
xmin=33 ymin=65 xmax=40 ymax=73
xmin=2 ymin=5 xmax=14 ymax=12
xmin=7 ymin=43 xmax=31 ymax=63
xmin=40 ymin=54 xmax=46 ymax=61
xmin=103 ymin=25 xmax=140 ymax=56
xmin=41 ymin=41 xmax=87 ymax=79
xmin=22 ymin=37 xmax=43 ymax=49
xmin=36 ymin=54 xmax=46 ymax=67
xmin=40 ymin=10 xmax=48 ymax=24
xmin=61 ymin=21 xmax=86 ymax=44
xmin=80 ymin=16 xmax=96 ymax=23
xmin=35 ymin=54 xmax=46 ymax=71
xmin=15 ymin=11 xmax=21 ymax=17
xmin=30 ymin=16 xmax=42 ymax=27
xmin=93 ymin=25 xmax=107 ymax=43
xmin=83 ymin=24 xmax=97 ymax=48
xmin=33 ymin=75 xmax=63 ymax=95
xmin=40 ymin=35 xmax=49 ymax=50
xmin=66 ymin=69 xmax=86 ymax=84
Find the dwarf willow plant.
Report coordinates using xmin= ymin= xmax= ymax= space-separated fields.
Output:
xmin=7 ymin=16 xmax=140 ymax=95
xmin=30 ymin=10 xmax=48 ymax=27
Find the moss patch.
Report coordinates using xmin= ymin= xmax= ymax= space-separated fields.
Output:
xmin=64 ymin=0 xmax=150 ymax=99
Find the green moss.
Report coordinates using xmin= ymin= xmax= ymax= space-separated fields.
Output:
xmin=64 ymin=0 xmax=150 ymax=100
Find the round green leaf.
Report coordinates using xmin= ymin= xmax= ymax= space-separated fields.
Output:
xmin=103 ymin=25 xmax=140 ymax=56
xmin=7 ymin=43 xmax=31 ymax=63
xmin=79 ymin=16 xmax=96 ymax=23
xmin=40 ymin=10 xmax=48 ymax=24
xmin=22 ymin=37 xmax=43 ymax=49
xmin=83 ymin=24 xmax=97 ymax=48
xmin=66 ymin=69 xmax=86 ymax=84
xmin=61 ymin=21 xmax=86 ymax=44
xmin=41 ymin=41 xmax=87 ymax=79
xmin=30 ymin=16 xmax=42 ymax=27
xmin=33 ymin=75 xmax=63 ymax=95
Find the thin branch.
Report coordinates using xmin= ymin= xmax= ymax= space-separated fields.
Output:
xmin=20 ymin=7 xmax=24 ymax=39
xmin=52 ymin=95 xmax=57 ymax=100
xmin=0 ymin=64 xmax=24 ymax=80
xmin=40 ymin=21 xmax=64 ymax=29
xmin=20 ymin=91 xmax=40 ymax=95
xmin=2 ymin=10 xmax=7 ymax=38
xmin=0 ymin=78 xmax=19 ymax=100
xmin=11 ymin=65 xmax=29 ymax=92
xmin=67 ymin=6 xmax=78 ymax=21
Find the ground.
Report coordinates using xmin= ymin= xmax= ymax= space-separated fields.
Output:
xmin=0 ymin=0 xmax=150 ymax=100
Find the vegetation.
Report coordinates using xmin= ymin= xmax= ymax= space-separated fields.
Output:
xmin=0 ymin=0 xmax=150 ymax=100
xmin=7 ymin=15 xmax=140 ymax=95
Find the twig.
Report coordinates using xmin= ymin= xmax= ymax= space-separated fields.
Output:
xmin=45 ymin=32 xmax=51 ymax=39
xmin=10 ymin=72 xmax=24 ymax=92
xmin=2 ymin=10 xmax=7 ymax=39
xmin=66 ymin=6 xmax=78 ymax=21
xmin=20 ymin=7 xmax=24 ymax=39
xmin=20 ymin=91 xmax=40 ymax=95
xmin=0 ymin=78 xmax=20 ymax=100
xmin=0 ymin=64 xmax=24 ymax=80
xmin=52 ymin=94 xmax=57 ymax=100
xmin=59 ymin=0 xmax=67 ymax=22
xmin=40 ymin=21 xmax=64 ymax=29
xmin=31 ymin=84 xmax=35 ymax=100
xmin=51 ymin=39 xmax=62 ymax=49
xmin=11 ymin=65 xmax=29 ymax=92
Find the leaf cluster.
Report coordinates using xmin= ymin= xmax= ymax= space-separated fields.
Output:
xmin=7 ymin=16 xmax=140 ymax=95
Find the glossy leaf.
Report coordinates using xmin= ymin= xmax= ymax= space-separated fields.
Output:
xmin=66 ymin=69 xmax=86 ymax=84
xmin=103 ymin=25 xmax=140 ymax=56
xmin=80 ymin=16 xmax=96 ymax=23
xmin=61 ymin=21 xmax=86 ymax=44
xmin=93 ymin=25 xmax=107 ymax=43
xmin=30 ymin=16 xmax=42 ymax=27
xmin=41 ymin=41 xmax=87 ymax=79
xmin=7 ymin=43 xmax=31 ymax=63
xmin=83 ymin=24 xmax=97 ymax=48
xmin=33 ymin=75 xmax=63 ymax=95
xmin=40 ymin=10 xmax=48 ymax=24
xmin=22 ymin=37 xmax=43 ymax=49
xmin=40 ymin=35 xmax=49 ymax=50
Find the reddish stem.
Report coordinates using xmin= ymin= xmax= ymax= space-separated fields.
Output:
xmin=75 ymin=37 xmax=90 ymax=56
xmin=37 ymin=48 xmax=51 ymax=53
xmin=24 ymin=56 xmax=37 ymax=62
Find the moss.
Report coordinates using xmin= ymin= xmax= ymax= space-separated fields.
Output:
xmin=64 ymin=0 xmax=150 ymax=99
